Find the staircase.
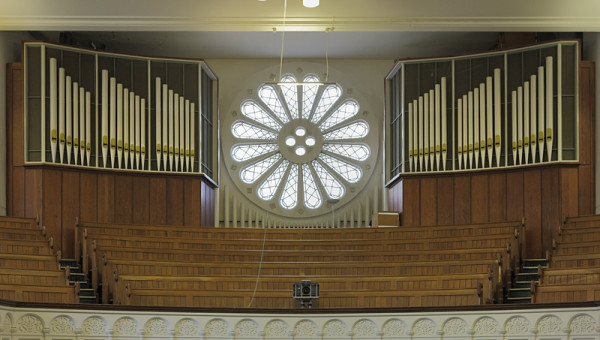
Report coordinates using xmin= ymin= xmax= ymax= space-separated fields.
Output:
xmin=60 ymin=259 xmax=97 ymax=303
xmin=506 ymin=258 xmax=547 ymax=303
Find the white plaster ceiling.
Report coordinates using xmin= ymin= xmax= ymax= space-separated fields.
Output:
xmin=1 ymin=0 xmax=599 ymax=59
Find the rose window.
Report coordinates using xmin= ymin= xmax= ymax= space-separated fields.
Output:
xmin=230 ymin=73 xmax=371 ymax=212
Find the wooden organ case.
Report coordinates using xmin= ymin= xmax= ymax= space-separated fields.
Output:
xmin=7 ymin=42 xmax=219 ymax=258
xmin=384 ymin=40 xmax=594 ymax=258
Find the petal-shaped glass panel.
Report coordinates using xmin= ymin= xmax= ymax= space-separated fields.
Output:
xmin=302 ymin=74 xmax=320 ymax=119
xmin=323 ymin=143 xmax=370 ymax=161
xmin=310 ymin=84 xmax=342 ymax=124
xmin=323 ymin=121 xmax=369 ymax=140
xmin=240 ymin=153 xmax=282 ymax=184
xmin=240 ymin=100 xmax=282 ymax=130
xmin=258 ymin=85 xmax=290 ymax=124
xmin=231 ymin=143 xmax=278 ymax=162
xmin=257 ymin=159 xmax=289 ymax=200
xmin=280 ymin=75 xmax=299 ymax=120
xmin=319 ymin=99 xmax=360 ymax=130
xmin=302 ymin=164 xmax=322 ymax=209
xmin=318 ymin=153 xmax=362 ymax=183
xmin=280 ymin=164 xmax=299 ymax=209
xmin=232 ymin=121 xmax=278 ymax=140
xmin=311 ymin=160 xmax=345 ymax=199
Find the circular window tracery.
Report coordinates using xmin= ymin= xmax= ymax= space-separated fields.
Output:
xmin=229 ymin=73 xmax=372 ymax=212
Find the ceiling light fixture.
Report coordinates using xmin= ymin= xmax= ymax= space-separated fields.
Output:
xmin=303 ymin=0 xmax=319 ymax=8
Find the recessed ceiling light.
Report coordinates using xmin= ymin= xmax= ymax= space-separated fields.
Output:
xmin=303 ymin=0 xmax=319 ymax=8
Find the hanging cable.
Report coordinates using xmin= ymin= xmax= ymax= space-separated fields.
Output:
xmin=247 ymin=213 xmax=268 ymax=307
xmin=278 ymin=0 xmax=288 ymax=81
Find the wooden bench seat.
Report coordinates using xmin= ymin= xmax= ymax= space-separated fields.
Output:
xmin=563 ymin=215 xmax=600 ymax=229
xmin=114 ymin=272 xmax=494 ymax=306
xmin=0 ymin=283 xmax=76 ymax=304
xmin=0 ymin=253 xmax=60 ymax=270
xmin=124 ymin=286 xmax=484 ymax=308
xmin=539 ymin=267 xmax=600 ymax=285
xmin=0 ymin=268 xmax=68 ymax=286
xmin=532 ymin=283 xmax=600 ymax=304
xmin=552 ymin=240 xmax=600 ymax=256
xmin=0 ymin=239 xmax=54 ymax=255
xmin=547 ymin=253 xmax=600 ymax=269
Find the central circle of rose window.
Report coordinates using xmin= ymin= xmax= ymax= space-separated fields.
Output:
xmin=230 ymin=74 xmax=370 ymax=210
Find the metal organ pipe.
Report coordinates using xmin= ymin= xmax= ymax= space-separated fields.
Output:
xmin=49 ymin=58 xmax=58 ymax=163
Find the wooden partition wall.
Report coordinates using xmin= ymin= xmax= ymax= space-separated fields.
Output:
xmin=386 ymin=57 xmax=594 ymax=259
xmin=6 ymin=43 xmax=218 ymax=258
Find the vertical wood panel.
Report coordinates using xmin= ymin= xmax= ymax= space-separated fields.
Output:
xmin=578 ymin=165 xmax=594 ymax=215
xmin=560 ymin=168 xmax=579 ymax=219
xmin=436 ymin=177 xmax=454 ymax=225
xmin=149 ymin=177 xmax=167 ymax=225
xmin=524 ymin=169 xmax=542 ymax=258
xmin=61 ymin=171 xmax=80 ymax=258
xmin=541 ymin=168 xmax=559 ymax=258
xmin=43 ymin=169 xmax=62 ymax=248
xmin=7 ymin=64 xmax=25 ymax=217
xmin=488 ymin=173 xmax=507 ymax=222
xmin=184 ymin=178 xmax=201 ymax=226
xmin=114 ymin=175 xmax=133 ymax=224
xmin=97 ymin=174 xmax=115 ymax=223
xmin=579 ymin=61 xmax=594 ymax=166
xmin=10 ymin=167 xmax=25 ymax=217
xmin=420 ymin=178 xmax=437 ymax=226
xmin=132 ymin=176 xmax=150 ymax=225
xmin=506 ymin=171 xmax=524 ymax=222
xmin=24 ymin=169 xmax=43 ymax=219
xmin=471 ymin=174 xmax=489 ymax=223
xmin=79 ymin=172 xmax=98 ymax=222
xmin=166 ymin=178 xmax=184 ymax=226
xmin=401 ymin=178 xmax=420 ymax=226
xmin=453 ymin=175 xmax=471 ymax=225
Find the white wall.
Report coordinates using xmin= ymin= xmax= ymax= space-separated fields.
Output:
xmin=207 ymin=58 xmax=393 ymax=227
xmin=0 ymin=32 xmax=32 ymax=216
xmin=583 ymin=33 xmax=600 ymax=214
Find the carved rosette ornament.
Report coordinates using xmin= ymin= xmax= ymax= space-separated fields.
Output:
xmin=2 ymin=314 xmax=12 ymax=334
xmin=264 ymin=320 xmax=289 ymax=338
xmin=323 ymin=319 xmax=346 ymax=337
xmin=113 ymin=317 xmax=139 ymax=336
xmin=17 ymin=315 xmax=43 ymax=334
xmin=294 ymin=320 xmax=318 ymax=337
xmin=82 ymin=316 xmax=107 ymax=336
xmin=413 ymin=319 xmax=436 ymax=336
xmin=537 ymin=315 xmax=563 ymax=335
xmin=144 ymin=318 xmax=169 ymax=336
xmin=505 ymin=316 xmax=530 ymax=334
xmin=473 ymin=317 xmax=498 ymax=335
xmin=442 ymin=318 xmax=467 ymax=336
xmin=570 ymin=314 xmax=597 ymax=334
xmin=382 ymin=319 xmax=406 ymax=337
xmin=235 ymin=320 xmax=259 ymax=337
xmin=50 ymin=316 xmax=75 ymax=335
xmin=205 ymin=319 xmax=229 ymax=337
xmin=353 ymin=319 xmax=377 ymax=337
xmin=175 ymin=319 xmax=199 ymax=337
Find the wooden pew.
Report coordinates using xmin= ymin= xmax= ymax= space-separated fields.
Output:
xmin=532 ymin=283 xmax=600 ymax=304
xmin=0 ymin=284 xmax=77 ymax=304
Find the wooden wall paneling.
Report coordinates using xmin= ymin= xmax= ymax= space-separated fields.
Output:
xmin=206 ymin=185 xmax=215 ymax=227
xmin=506 ymin=171 xmax=524 ymax=223
xmin=401 ymin=178 xmax=420 ymax=227
xmin=488 ymin=173 xmax=507 ymax=222
xmin=7 ymin=64 xmax=25 ymax=217
xmin=578 ymin=165 xmax=594 ymax=215
xmin=24 ymin=169 xmax=42 ymax=219
xmin=79 ymin=172 xmax=98 ymax=223
xmin=419 ymin=177 xmax=437 ymax=226
xmin=453 ymin=175 xmax=471 ymax=225
xmin=200 ymin=179 xmax=206 ymax=227
xmin=61 ymin=170 xmax=80 ymax=258
xmin=522 ymin=169 xmax=541 ymax=258
xmin=388 ymin=180 xmax=402 ymax=214
xmin=560 ymin=167 xmax=579 ymax=219
xmin=42 ymin=169 xmax=62 ymax=249
xmin=471 ymin=174 xmax=489 ymax=223
xmin=436 ymin=176 xmax=454 ymax=225
xmin=184 ymin=178 xmax=201 ymax=226
xmin=540 ymin=168 xmax=560 ymax=257
xmin=132 ymin=176 xmax=150 ymax=225
xmin=149 ymin=177 xmax=167 ymax=225
xmin=166 ymin=178 xmax=184 ymax=226
xmin=97 ymin=174 xmax=115 ymax=223
xmin=114 ymin=174 xmax=133 ymax=224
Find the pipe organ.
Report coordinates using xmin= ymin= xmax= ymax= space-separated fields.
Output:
xmin=386 ymin=41 xmax=579 ymax=178
xmin=23 ymin=42 xmax=218 ymax=178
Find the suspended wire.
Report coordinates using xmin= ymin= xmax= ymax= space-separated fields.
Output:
xmin=278 ymin=0 xmax=288 ymax=81
xmin=247 ymin=213 xmax=268 ymax=307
